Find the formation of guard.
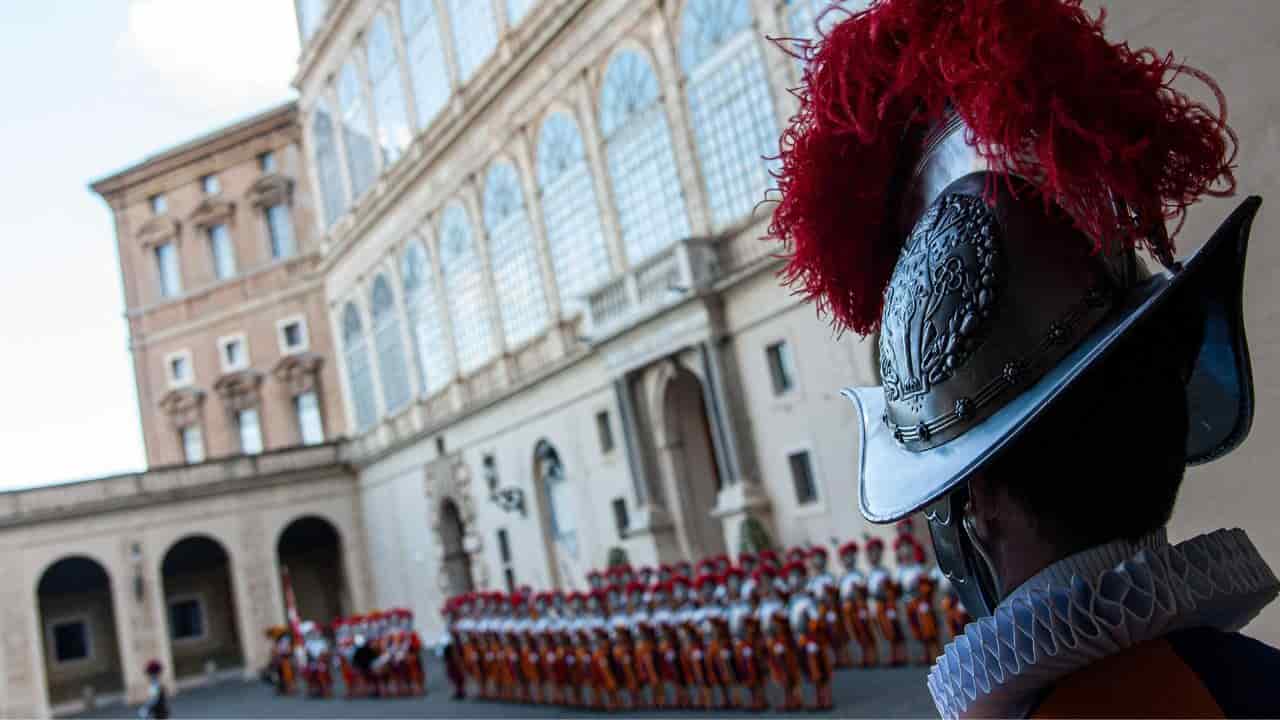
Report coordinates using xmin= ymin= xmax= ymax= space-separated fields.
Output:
xmin=264 ymin=608 xmax=426 ymax=700
xmin=439 ymin=541 xmax=970 ymax=712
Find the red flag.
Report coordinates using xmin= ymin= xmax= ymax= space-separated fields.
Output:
xmin=281 ymin=565 xmax=303 ymax=645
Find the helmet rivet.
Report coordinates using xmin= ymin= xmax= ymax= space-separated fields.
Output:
xmin=1002 ymin=362 xmax=1021 ymax=384
xmin=916 ymin=422 xmax=932 ymax=441
xmin=954 ymin=397 xmax=973 ymax=420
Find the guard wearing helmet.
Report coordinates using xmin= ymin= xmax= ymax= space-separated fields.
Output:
xmin=770 ymin=0 xmax=1280 ymax=715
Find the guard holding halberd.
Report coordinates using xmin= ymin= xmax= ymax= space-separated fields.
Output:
xmin=769 ymin=0 xmax=1280 ymax=715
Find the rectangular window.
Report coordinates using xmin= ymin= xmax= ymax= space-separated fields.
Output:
xmin=200 ymin=174 xmax=220 ymax=195
xmin=51 ymin=620 xmax=89 ymax=663
xmin=265 ymin=204 xmax=295 ymax=259
xmin=168 ymin=354 xmax=191 ymax=386
xmin=595 ymin=410 xmax=615 ymax=453
xmin=181 ymin=426 xmax=205 ymax=464
xmin=258 ymin=151 xmax=276 ymax=172
xmin=766 ymin=341 xmax=796 ymax=395
xmin=612 ymin=497 xmax=630 ymax=536
xmin=220 ymin=336 xmax=248 ymax=372
xmin=237 ymin=408 xmax=263 ymax=455
xmin=208 ymin=224 xmax=236 ymax=280
xmin=150 ymin=194 xmax=167 ymax=214
xmin=497 ymin=527 xmax=512 ymax=563
xmin=503 ymin=568 xmax=516 ymax=593
xmin=279 ymin=317 xmax=308 ymax=354
xmin=155 ymin=242 xmax=181 ymax=298
xmin=283 ymin=322 xmax=304 ymax=350
xmin=168 ymin=598 xmax=205 ymax=640
xmin=294 ymin=392 xmax=325 ymax=446
xmin=788 ymin=450 xmax=819 ymax=505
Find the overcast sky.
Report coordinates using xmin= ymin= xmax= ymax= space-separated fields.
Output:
xmin=0 ymin=1 xmax=299 ymax=490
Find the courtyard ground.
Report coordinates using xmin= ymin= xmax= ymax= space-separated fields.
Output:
xmin=73 ymin=658 xmax=936 ymax=718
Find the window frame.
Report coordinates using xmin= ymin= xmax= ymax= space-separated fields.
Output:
xmin=264 ymin=203 xmax=296 ymax=260
xmin=217 ymin=333 xmax=250 ymax=373
xmin=149 ymin=194 xmax=167 ymax=215
xmin=765 ymin=339 xmax=797 ymax=396
xmin=236 ymin=407 xmax=264 ymax=456
xmin=200 ymin=173 xmax=220 ymax=195
xmin=207 ymin=223 xmax=237 ymax=281
xmin=165 ymin=349 xmax=194 ymax=389
xmin=785 ymin=446 xmax=823 ymax=510
xmin=167 ymin=593 xmax=209 ymax=644
xmin=595 ymin=410 xmax=615 ymax=454
xmin=276 ymin=315 xmax=310 ymax=355
xmin=154 ymin=242 xmax=182 ymax=299
xmin=294 ymin=390 xmax=326 ymax=446
xmin=180 ymin=424 xmax=206 ymax=464
xmin=46 ymin=614 xmax=93 ymax=666
xmin=611 ymin=497 xmax=630 ymax=537
xmin=258 ymin=151 xmax=277 ymax=173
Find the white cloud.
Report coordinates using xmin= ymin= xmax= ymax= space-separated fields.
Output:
xmin=117 ymin=0 xmax=300 ymax=114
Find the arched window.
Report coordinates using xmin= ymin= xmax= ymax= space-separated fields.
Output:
xmin=599 ymin=51 xmax=690 ymax=265
xmin=483 ymin=162 xmax=549 ymax=348
xmin=680 ymin=0 xmax=778 ymax=229
xmin=535 ymin=113 xmax=610 ymax=315
xmin=536 ymin=441 xmax=576 ymax=553
xmin=400 ymin=0 xmax=451 ymax=128
xmin=296 ymin=0 xmax=329 ymax=43
xmin=446 ymin=0 xmax=497 ymax=83
xmin=506 ymin=0 xmax=535 ymax=25
xmin=371 ymin=274 xmax=412 ymax=413
xmin=337 ymin=60 xmax=378 ymax=198
xmin=341 ymin=302 xmax=378 ymax=431
xmin=439 ymin=202 xmax=496 ymax=373
xmin=367 ymin=14 xmax=412 ymax=165
xmin=311 ymin=101 xmax=348 ymax=228
xmin=401 ymin=241 xmax=452 ymax=395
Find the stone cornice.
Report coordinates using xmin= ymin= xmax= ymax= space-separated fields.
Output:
xmin=135 ymin=215 xmax=182 ymax=248
xmin=88 ymin=102 xmax=298 ymax=199
xmin=246 ymin=173 xmax=295 ymax=208
xmin=188 ymin=196 xmax=237 ymax=229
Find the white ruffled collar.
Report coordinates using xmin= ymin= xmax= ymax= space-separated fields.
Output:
xmin=927 ymin=528 xmax=1280 ymax=719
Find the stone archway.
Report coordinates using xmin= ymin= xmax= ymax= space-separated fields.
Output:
xmin=276 ymin=516 xmax=350 ymax=624
xmin=159 ymin=536 xmax=245 ymax=680
xmin=439 ymin=498 xmax=475 ymax=595
xmin=36 ymin=556 xmax=126 ymax=708
xmin=655 ymin=361 xmax=727 ymax=560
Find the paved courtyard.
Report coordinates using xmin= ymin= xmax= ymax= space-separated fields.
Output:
xmin=73 ymin=658 xmax=936 ymax=718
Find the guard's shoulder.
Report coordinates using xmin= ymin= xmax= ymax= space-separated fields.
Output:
xmin=1166 ymin=627 xmax=1280 ymax=717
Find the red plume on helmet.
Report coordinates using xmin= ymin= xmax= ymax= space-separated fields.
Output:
xmin=769 ymin=0 xmax=1236 ymax=335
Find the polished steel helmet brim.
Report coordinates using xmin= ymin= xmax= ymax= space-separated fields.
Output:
xmin=850 ymin=197 xmax=1261 ymax=524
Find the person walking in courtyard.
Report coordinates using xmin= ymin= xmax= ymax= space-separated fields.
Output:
xmin=139 ymin=660 xmax=169 ymax=720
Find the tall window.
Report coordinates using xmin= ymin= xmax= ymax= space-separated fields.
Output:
xmin=439 ymin=203 xmax=496 ymax=373
xmin=599 ymin=51 xmax=690 ymax=264
xmin=446 ymin=0 xmax=497 ymax=82
xmin=294 ymin=391 xmax=326 ymax=445
xmin=766 ymin=340 xmax=796 ymax=394
xmin=371 ymin=274 xmax=412 ymax=414
xmin=265 ymin=204 xmax=295 ymax=259
xmin=788 ymin=450 xmax=819 ymax=505
xmin=338 ymin=61 xmax=378 ymax=198
xmin=496 ymin=527 xmax=516 ymax=592
xmin=208 ymin=223 xmax=236 ymax=280
xmin=401 ymin=241 xmax=452 ymax=395
xmin=536 ymin=113 xmax=610 ymax=315
xmin=237 ymin=408 xmax=263 ymax=455
xmin=311 ymin=102 xmax=348 ymax=228
xmin=342 ymin=302 xmax=379 ymax=431
xmin=150 ymin=194 xmax=167 ymax=215
xmin=367 ymin=14 xmax=412 ymax=165
xmin=400 ymin=0 xmax=451 ymax=128
xmin=155 ymin=242 xmax=182 ymax=298
xmin=483 ymin=162 xmax=548 ymax=348
xmin=296 ymin=0 xmax=329 ymax=43
xmin=680 ymin=0 xmax=778 ymax=229
xmin=181 ymin=425 xmax=205 ymax=464
xmin=506 ymin=0 xmax=535 ymax=25
xmin=536 ymin=442 xmax=576 ymax=553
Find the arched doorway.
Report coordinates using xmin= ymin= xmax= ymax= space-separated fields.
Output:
xmin=36 ymin=556 xmax=125 ymax=708
xmin=660 ymin=365 xmax=727 ymax=559
xmin=439 ymin=498 xmax=474 ymax=594
xmin=533 ymin=440 xmax=578 ymax=588
xmin=160 ymin=536 xmax=245 ymax=680
xmin=276 ymin=516 xmax=349 ymax=624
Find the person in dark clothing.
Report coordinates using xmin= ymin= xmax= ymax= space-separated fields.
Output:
xmin=139 ymin=659 xmax=169 ymax=720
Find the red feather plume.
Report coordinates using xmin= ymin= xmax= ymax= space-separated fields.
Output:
xmin=769 ymin=0 xmax=1237 ymax=335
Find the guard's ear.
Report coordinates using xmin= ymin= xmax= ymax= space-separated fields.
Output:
xmin=966 ymin=473 xmax=1000 ymax=531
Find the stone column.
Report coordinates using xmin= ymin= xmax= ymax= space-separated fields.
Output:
xmin=236 ymin=512 xmax=275 ymax=675
xmin=613 ymin=374 xmax=681 ymax=562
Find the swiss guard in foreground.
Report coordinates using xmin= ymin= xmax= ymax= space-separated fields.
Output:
xmin=770 ymin=0 xmax=1280 ymax=716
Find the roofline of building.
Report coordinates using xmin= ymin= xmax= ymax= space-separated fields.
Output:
xmin=88 ymin=100 xmax=299 ymax=197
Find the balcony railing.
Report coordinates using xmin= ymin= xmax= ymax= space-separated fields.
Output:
xmin=0 ymin=442 xmax=347 ymax=528
xmin=583 ymin=237 xmax=722 ymax=340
